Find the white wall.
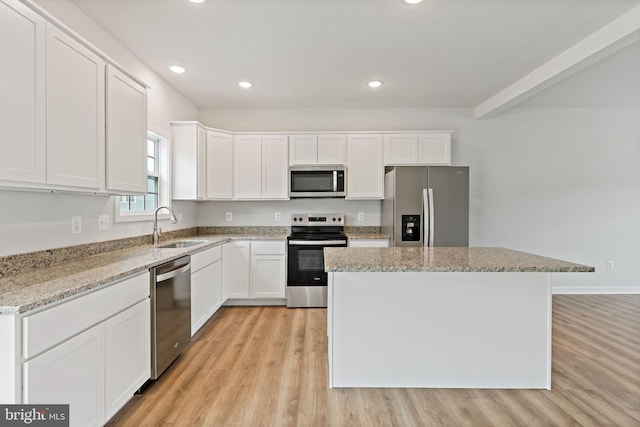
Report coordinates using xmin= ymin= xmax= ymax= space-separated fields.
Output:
xmin=199 ymin=107 xmax=640 ymax=293
xmin=0 ymin=0 xmax=199 ymax=256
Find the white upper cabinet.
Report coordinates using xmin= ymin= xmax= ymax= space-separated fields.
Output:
xmin=384 ymin=132 xmax=452 ymax=166
xmin=206 ymin=130 xmax=233 ymax=199
xmin=0 ymin=1 xmax=148 ymax=194
xmin=317 ymin=134 xmax=346 ymax=165
xmin=46 ymin=24 xmax=105 ymax=190
xmin=418 ymin=132 xmax=451 ymax=165
xmin=289 ymin=134 xmax=346 ymax=165
xmin=262 ymin=135 xmax=289 ymax=199
xmin=235 ymin=134 xmax=288 ymax=200
xmin=106 ymin=65 xmax=147 ymax=194
xmin=347 ymin=134 xmax=384 ymax=199
xmin=289 ymin=134 xmax=317 ymax=165
xmin=234 ymin=135 xmax=263 ymax=199
xmin=171 ymin=122 xmax=207 ymax=200
xmin=0 ymin=0 xmax=46 ymax=184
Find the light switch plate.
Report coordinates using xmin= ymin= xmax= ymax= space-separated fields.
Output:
xmin=98 ymin=215 xmax=108 ymax=231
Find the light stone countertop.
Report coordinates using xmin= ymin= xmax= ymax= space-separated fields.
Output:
xmin=324 ymin=247 xmax=595 ymax=273
xmin=0 ymin=234 xmax=287 ymax=315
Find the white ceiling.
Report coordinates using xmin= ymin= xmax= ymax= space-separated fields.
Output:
xmin=67 ymin=0 xmax=640 ymax=110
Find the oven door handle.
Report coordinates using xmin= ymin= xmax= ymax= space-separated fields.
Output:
xmin=288 ymin=240 xmax=347 ymax=246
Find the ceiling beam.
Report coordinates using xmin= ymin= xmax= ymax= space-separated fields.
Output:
xmin=473 ymin=5 xmax=640 ymax=119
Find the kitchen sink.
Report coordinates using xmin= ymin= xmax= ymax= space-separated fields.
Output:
xmin=157 ymin=240 xmax=207 ymax=249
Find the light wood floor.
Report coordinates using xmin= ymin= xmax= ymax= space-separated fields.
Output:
xmin=107 ymin=295 xmax=640 ymax=426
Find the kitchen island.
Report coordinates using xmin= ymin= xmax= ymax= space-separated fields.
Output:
xmin=324 ymin=247 xmax=593 ymax=389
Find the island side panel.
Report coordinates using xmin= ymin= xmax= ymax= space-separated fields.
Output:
xmin=0 ymin=314 xmax=19 ymax=402
xmin=328 ymin=272 xmax=551 ymax=389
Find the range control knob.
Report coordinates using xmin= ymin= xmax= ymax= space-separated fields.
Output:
xmin=293 ymin=218 xmax=297 ymax=222
xmin=332 ymin=217 xmax=336 ymax=222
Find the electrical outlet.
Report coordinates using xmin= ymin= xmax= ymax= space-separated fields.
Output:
xmin=225 ymin=212 xmax=233 ymax=222
xmin=71 ymin=216 xmax=82 ymax=234
xmin=275 ymin=212 xmax=281 ymax=221
xmin=607 ymin=260 xmax=615 ymax=270
xmin=357 ymin=212 xmax=365 ymax=221
xmin=178 ymin=213 xmax=183 ymax=223
xmin=98 ymin=215 xmax=109 ymax=231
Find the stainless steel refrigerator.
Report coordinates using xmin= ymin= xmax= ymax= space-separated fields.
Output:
xmin=381 ymin=166 xmax=469 ymax=247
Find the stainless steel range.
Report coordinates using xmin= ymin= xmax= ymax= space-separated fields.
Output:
xmin=287 ymin=213 xmax=347 ymax=308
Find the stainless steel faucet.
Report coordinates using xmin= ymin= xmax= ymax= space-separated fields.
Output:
xmin=153 ymin=206 xmax=177 ymax=245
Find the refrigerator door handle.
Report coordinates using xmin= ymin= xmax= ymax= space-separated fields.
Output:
xmin=422 ymin=189 xmax=429 ymax=247
xmin=428 ymin=188 xmax=435 ymax=247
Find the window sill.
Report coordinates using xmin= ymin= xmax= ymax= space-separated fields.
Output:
xmin=115 ymin=211 xmax=170 ymax=223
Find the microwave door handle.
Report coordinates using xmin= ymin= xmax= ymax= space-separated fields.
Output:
xmin=333 ymin=171 xmax=338 ymax=192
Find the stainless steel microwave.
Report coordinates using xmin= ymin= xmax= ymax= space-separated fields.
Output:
xmin=289 ymin=166 xmax=346 ymax=198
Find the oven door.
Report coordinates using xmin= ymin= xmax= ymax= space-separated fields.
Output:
xmin=287 ymin=240 xmax=346 ymax=286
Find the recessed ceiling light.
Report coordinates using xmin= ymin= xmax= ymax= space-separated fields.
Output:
xmin=238 ymin=81 xmax=253 ymax=89
xmin=169 ymin=65 xmax=186 ymax=74
xmin=189 ymin=0 xmax=208 ymax=3
xmin=367 ymin=80 xmax=384 ymax=88
xmin=402 ymin=0 xmax=424 ymax=4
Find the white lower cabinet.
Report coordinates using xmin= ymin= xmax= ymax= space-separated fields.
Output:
xmin=21 ymin=273 xmax=150 ymax=427
xmin=191 ymin=245 xmax=223 ymax=336
xmin=251 ymin=255 xmax=286 ymax=298
xmin=224 ymin=241 xmax=251 ymax=299
xmin=104 ymin=300 xmax=150 ymax=419
xmin=24 ymin=323 xmax=105 ymax=427
xmin=224 ymin=240 xmax=286 ymax=302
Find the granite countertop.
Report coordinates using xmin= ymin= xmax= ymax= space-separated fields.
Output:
xmin=324 ymin=247 xmax=595 ymax=273
xmin=0 ymin=233 xmax=287 ymax=315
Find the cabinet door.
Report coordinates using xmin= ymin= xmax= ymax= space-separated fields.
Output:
xmin=318 ymin=134 xmax=346 ymax=165
xmin=197 ymin=125 xmax=207 ymax=199
xmin=170 ymin=123 xmax=199 ymax=200
xmin=347 ymin=134 xmax=384 ymax=199
xmin=191 ymin=265 xmax=209 ymax=335
xmin=251 ymin=255 xmax=286 ymax=298
xmin=23 ymin=324 xmax=105 ymax=427
xmin=106 ymin=65 xmax=147 ymax=194
xmin=289 ymin=134 xmax=317 ymax=165
xmin=418 ymin=132 xmax=451 ymax=165
xmin=46 ymin=24 xmax=105 ymax=190
xmin=262 ymin=135 xmax=289 ymax=199
xmin=384 ymin=134 xmax=418 ymax=165
xmin=225 ymin=241 xmax=251 ymax=298
xmin=206 ymin=131 xmax=233 ymax=199
xmin=234 ymin=135 xmax=262 ymax=199
xmin=104 ymin=300 xmax=150 ymax=420
xmin=0 ymin=0 xmax=45 ymax=184
xmin=208 ymin=260 xmax=223 ymax=315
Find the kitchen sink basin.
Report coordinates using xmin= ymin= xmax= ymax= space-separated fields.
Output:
xmin=157 ymin=239 xmax=207 ymax=249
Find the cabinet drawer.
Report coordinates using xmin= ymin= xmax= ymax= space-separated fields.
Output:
xmin=191 ymin=245 xmax=222 ymax=272
xmin=251 ymin=241 xmax=286 ymax=255
xmin=22 ymin=272 xmax=149 ymax=360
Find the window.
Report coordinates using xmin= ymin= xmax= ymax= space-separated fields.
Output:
xmin=116 ymin=130 xmax=170 ymax=222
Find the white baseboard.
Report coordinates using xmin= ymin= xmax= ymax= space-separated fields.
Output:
xmin=552 ymin=286 xmax=640 ymax=295
xmin=224 ymin=298 xmax=287 ymax=306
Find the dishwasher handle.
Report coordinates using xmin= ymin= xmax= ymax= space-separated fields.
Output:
xmin=156 ymin=262 xmax=191 ymax=282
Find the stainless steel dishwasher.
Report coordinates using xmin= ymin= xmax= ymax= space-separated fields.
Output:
xmin=150 ymin=255 xmax=191 ymax=380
